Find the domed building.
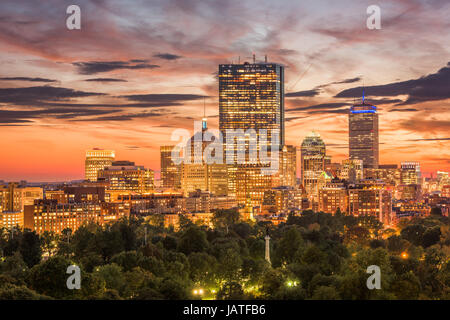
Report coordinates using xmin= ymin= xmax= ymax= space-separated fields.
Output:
xmin=180 ymin=117 xmax=228 ymax=197
xmin=300 ymin=131 xmax=326 ymax=159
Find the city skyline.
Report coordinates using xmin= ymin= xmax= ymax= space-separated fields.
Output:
xmin=0 ymin=0 xmax=449 ymax=181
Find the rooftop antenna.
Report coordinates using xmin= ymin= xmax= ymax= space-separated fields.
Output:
xmin=202 ymin=96 xmax=207 ymax=130
xmin=203 ymin=96 xmax=206 ymax=118
xmin=265 ymin=54 xmax=267 ymax=63
xmin=362 ymin=78 xmax=365 ymax=104
xmin=238 ymin=56 xmax=240 ymax=64
xmin=253 ymin=53 xmax=256 ymax=64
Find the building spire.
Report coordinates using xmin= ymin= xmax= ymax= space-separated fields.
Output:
xmin=202 ymin=96 xmax=207 ymax=130
xmin=362 ymin=78 xmax=365 ymax=104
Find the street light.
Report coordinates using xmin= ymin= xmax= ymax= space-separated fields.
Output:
xmin=193 ymin=288 xmax=204 ymax=296
xmin=401 ymin=252 xmax=408 ymax=259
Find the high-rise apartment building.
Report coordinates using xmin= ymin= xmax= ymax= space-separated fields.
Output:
xmin=160 ymin=146 xmax=181 ymax=189
xmin=276 ymin=145 xmax=297 ymax=187
xmin=0 ymin=183 xmax=43 ymax=212
xmin=85 ymin=149 xmax=115 ymax=182
xmin=349 ymin=102 xmax=379 ymax=168
xmin=300 ymin=132 xmax=331 ymax=200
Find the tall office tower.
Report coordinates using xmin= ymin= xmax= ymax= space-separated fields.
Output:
xmin=300 ymin=132 xmax=331 ymax=199
xmin=401 ymin=162 xmax=421 ymax=185
xmin=219 ymin=61 xmax=285 ymax=196
xmin=160 ymin=146 xmax=181 ymax=189
xmin=85 ymin=148 xmax=115 ymax=182
xmin=349 ymin=101 xmax=379 ymax=168
xmin=339 ymin=159 xmax=364 ymax=183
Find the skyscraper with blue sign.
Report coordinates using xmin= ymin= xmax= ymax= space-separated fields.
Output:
xmin=349 ymin=102 xmax=379 ymax=169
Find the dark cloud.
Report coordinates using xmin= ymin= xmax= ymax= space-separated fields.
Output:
xmin=389 ymin=108 xmax=419 ymax=112
xmin=122 ymin=93 xmax=207 ymax=103
xmin=331 ymin=77 xmax=361 ymax=85
xmin=286 ymin=89 xmax=320 ymax=97
xmin=73 ymin=60 xmax=160 ymax=75
xmin=153 ymin=53 xmax=183 ymax=60
xmin=0 ymin=86 xmax=105 ymax=105
xmin=308 ymin=109 xmax=349 ymax=115
xmin=288 ymin=102 xmax=349 ymax=112
xmin=367 ymin=98 xmax=404 ymax=105
xmin=75 ymin=111 xmax=163 ymax=122
xmin=0 ymin=108 xmax=122 ymax=124
xmin=84 ymin=78 xmax=128 ymax=82
xmin=286 ymin=116 xmax=307 ymax=122
xmin=0 ymin=77 xmax=56 ymax=83
xmin=397 ymin=118 xmax=450 ymax=134
xmin=335 ymin=62 xmax=450 ymax=105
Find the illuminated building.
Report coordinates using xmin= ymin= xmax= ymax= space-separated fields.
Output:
xmin=401 ymin=162 xmax=421 ymax=185
xmin=0 ymin=183 xmax=23 ymax=212
xmin=160 ymin=145 xmax=181 ymax=189
xmin=262 ymin=186 xmax=303 ymax=215
xmin=85 ymin=148 xmax=115 ymax=182
xmin=364 ymin=164 xmax=400 ymax=186
xmin=276 ymin=145 xmax=297 ymax=187
xmin=300 ymin=132 xmax=331 ymax=203
xmin=301 ymin=131 xmax=326 ymax=178
xmin=118 ymin=191 xmax=183 ymax=215
xmin=0 ymin=211 xmax=24 ymax=229
xmin=44 ymin=186 xmax=108 ymax=205
xmin=397 ymin=184 xmax=422 ymax=201
xmin=98 ymin=161 xmax=154 ymax=193
xmin=348 ymin=182 xmax=393 ymax=225
xmin=443 ymin=185 xmax=450 ymax=198
xmin=183 ymin=190 xmax=211 ymax=213
xmin=0 ymin=183 xmax=43 ymax=212
xmin=318 ymin=181 xmax=348 ymax=214
xmin=180 ymin=118 xmax=228 ymax=196
xmin=163 ymin=212 xmax=214 ymax=230
xmin=24 ymin=199 xmax=129 ymax=235
xmin=236 ymin=164 xmax=273 ymax=208
xmin=339 ymin=159 xmax=363 ymax=183
xmin=219 ymin=60 xmax=285 ymax=196
xmin=437 ymin=171 xmax=449 ymax=189
xmin=349 ymin=102 xmax=379 ymax=168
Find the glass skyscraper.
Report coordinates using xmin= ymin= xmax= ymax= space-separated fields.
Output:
xmin=349 ymin=103 xmax=379 ymax=169
xmin=219 ymin=61 xmax=285 ymax=198
xmin=219 ymin=62 xmax=285 ymax=154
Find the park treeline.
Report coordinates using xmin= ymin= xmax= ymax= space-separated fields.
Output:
xmin=0 ymin=209 xmax=449 ymax=300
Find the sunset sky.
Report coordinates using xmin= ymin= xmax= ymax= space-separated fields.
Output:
xmin=0 ymin=0 xmax=449 ymax=182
